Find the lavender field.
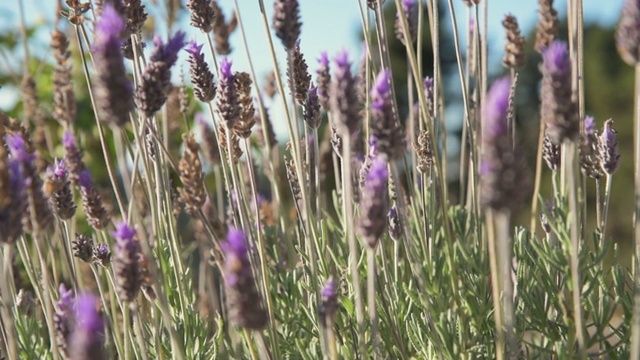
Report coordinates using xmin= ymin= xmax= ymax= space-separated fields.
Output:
xmin=0 ymin=0 xmax=638 ymax=358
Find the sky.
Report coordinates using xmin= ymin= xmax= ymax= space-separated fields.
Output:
xmin=0 ymin=0 xmax=628 ymax=138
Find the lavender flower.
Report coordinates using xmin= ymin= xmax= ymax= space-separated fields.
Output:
xmin=387 ymin=205 xmax=402 ymax=241
xmin=177 ymin=133 xmax=206 ymax=215
xmin=599 ymin=119 xmax=621 ymax=175
xmin=7 ymin=133 xmax=53 ymax=232
xmin=45 ymin=159 xmax=76 ymax=220
xmin=186 ymin=0 xmax=215 ymax=33
xmin=481 ymin=77 xmax=529 ymax=211
xmin=273 ymin=0 xmax=301 ymax=50
xmin=222 ymin=228 xmax=267 ymax=329
xmin=395 ymin=0 xmax=418 ymax=46
xmin=68 ymin=294 xmax=105 ymax=360
xmin=331 ymin=50 xmax=360 ymax=136
xmin=54 ymin=284 xmax=75 ymax=357
xmin=318 ymin=277 xmax=338 ymax=326
xmin=72 ymin=234 xmax=94 ymax=262
xmin=316 ymin=51 xmax=331 ymax=109
xmin=113 ymin=221 xmax=142 ymax=302
xmin=62 ymin=131 xmax=86 ymax=186
xmin=185 ymin=40 xmax=216 ymax=103
xmin=616 ymin=0 xmax=640 ymax=65
xmin=535 ymin=0 xmax=559 ymax=53
xmin=93 ymin=243 xmax=112 ymax=267
xmin=423 ymin=76 xmax=435 ymax=118
xmin=135 ymin=31 xmax=186 ymax=116
xmin=540 ymin=41 xmax=578 ymax=143
xmin=78 ymin=170 xmax=110 ymax=230
xmin=196 ymin=114 xmax=221 ymax=166
xmin=93 ymin=5 xmax=133 ymax=127
xmin=580 ymin=115 xmax=603 ymax=179
xmin=303 ymin=84 xmax=321 ymax=129
xmin=370 ymin=69 xmax=405 ymax=160
xmin=0 ymin=148 xmax=25 ymax=244
xmin=358 ymin=155 xmax=389 ymax=248
xmin=215 ymin=57 xmax=240 ymax=130
xmin=288 ymin=40 xmax=312 ymax=105
xmin=502 ymin=14 xmax=526 ymax=68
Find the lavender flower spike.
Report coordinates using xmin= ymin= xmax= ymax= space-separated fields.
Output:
xmin=370 ymin=69 xmax=404 ymax=160
xmin=93 ymin=5 xmax=133 ymax=127
xmin=135 ymin=31 xmax=186 ymax=116
xmin=599 ymin=119 xmax=621 ymax=175
xmin=185 ymin=40 xmax=216 ymax=102
xmin=318 ymin=277 xmax=338 ymax=326
xmin=69 ymin=294 xmax=105 ymax=360
xmin=616 ymin=0 xmax=640 ymax=65
xmin=303 ymin=84 xmax=321 ymax=129
xmin=215 ymin=57 xmax=240 ymax=130
xmin=316 ymin=51 xmax=331 ymax=109
xmin=273 ymin=0 xmax=301 ymax=50
xmin=54 ymin=284 xmax=75 ymax=357
xmin=358 ymin=155 xmax=389 ymax=248
xmin=223 ymin=228 xmax=267 ymax=330
xmin=480 ymin=76 xmax=529 ymax=211
xmin=540 ymin=40 xmax=578 ymax=143
xmin=78 ymin=170 xmax=110 ymax=230
xmin=186 ymin=0 xmax=215 ymax=33
xmin=112 ymin=221 xmax=142 ymax=303
xmin=330 ymin=50 xmax=360 ymax=136
xmin=46 ymin=159 xmax=76 ymax=220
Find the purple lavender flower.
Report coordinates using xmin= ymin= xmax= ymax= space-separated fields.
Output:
xmin=6 ymin=134 xmax=35 ymax=164
xmin=616 ymin=0 xmax=640 ymax=65
xmin=93 ymin=243 xmax=112 ymax=267
xmin=93 ymin=5 xmax=133 ymax=127
xmin=46 ymin=159 xmax=76 ymax=220
xmin=395 ymin=0 xmax=418 ymax=45
xmin=483 ymin=76 xmax=511 ymax=140
xmin=318 ymin=276 xmax=338 ymax=326
xmin=584 ymin=115 xmax=595 ymax=136
xmin=480 ymin=78 xmax=529 ymax=211
xmin=215 ymin=57 xmax=240 ymax=130
xmin=387 ymin=205 xmax=402 ymax=241
xmin=76 ymin=169 xmax=110 ymax=229
xmin=62 ymin=131 xmax=86 ymax=187
xmin=331 ymin=50 xmax=360 ymax=136
xmin=358 ymin=155 xmax=389 ymax=248
xmin=370 ymin=69 xmax=405 ymax=159
xmin=0 ymin=158 xmax=25 ymax=244
xmin=113 ymin=221 xmax=142 ymax=302
xmin=316 ymin=51 xmax=331 ymax=109
xmin=185 ymin=40 xmax=216 ymax=102
xmin=69 ymin=294 xmax=105 ymax=360
xmin=222 ymin=228 xmax=267 ymax=329
xmin=599 ymin=119 xmax=621 ymax=175
xmin=54 ymin=284 xmax=75 ymax=357
xmin=540 ymin=41 xmax=578 ymax=143
xmin=135 ymin=31 xmax=186 ymax=116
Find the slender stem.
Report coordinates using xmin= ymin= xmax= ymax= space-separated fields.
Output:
xmin=341 ymin=133 xmax=365 ymax=356
xmin=486 ymin=210 xmax=504 ymax=360
xmin=495 ymin=211 xmax=516 ymax=359
xmin=630 ymin=64 xmax=640 ymax=359
xmin=367 ymin=248 xmax=379 ymax=357
xmin=0 ymin=245 xmax=18 ymax=360
xmin=600 ymin=175 xmax=613 ymax=242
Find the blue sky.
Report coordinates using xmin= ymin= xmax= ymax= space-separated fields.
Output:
xmin=0 ymin=0 xmax=627 ymax=135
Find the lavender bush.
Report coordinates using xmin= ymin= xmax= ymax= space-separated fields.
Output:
xmin=0 ymin=0 xmax=636 ymax=359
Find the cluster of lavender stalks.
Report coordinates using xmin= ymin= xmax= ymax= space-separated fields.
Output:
xmin=0 ymin=0 xmax=639 ymax=358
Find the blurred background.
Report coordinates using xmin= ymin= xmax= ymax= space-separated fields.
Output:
xmin=0 ymin=0 xmax=634 ymax=252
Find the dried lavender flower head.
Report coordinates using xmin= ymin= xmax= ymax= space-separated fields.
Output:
xmin=599 ymin=119 xmax=621 ymax=175
xmin=69 ymin=294 xmax=105 ymax=360
xmin=186 ymin=0 xmax=215 ymax=33
xmin=216 ymin=57 xmax=240 ymax=129
xmin=222 ymin=228 xmax=268 ymax=329
xmin=273 ymin=0 xmax=301 ymax=50
xmin=616 ymin=0 xmax=640 ymax=65
xmin=358 ymin=155 xmax=389 ymax=248
xmin=185 ymin=40 xmax=216 ymax=103
xmin=93 ymin=4 xmax=133 ymax=127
